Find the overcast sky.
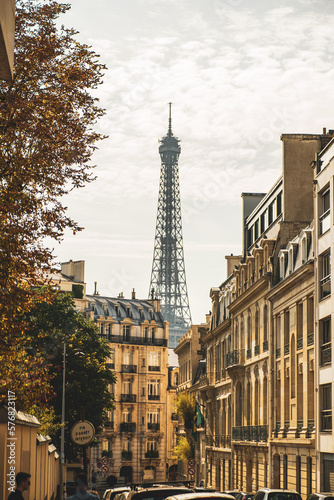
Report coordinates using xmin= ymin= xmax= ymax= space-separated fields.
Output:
xmin=53 ymin=0 xmax=334 ymax=323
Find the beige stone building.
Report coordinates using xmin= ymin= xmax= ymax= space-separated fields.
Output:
xmin=85 ymin=292 xmax=170 ymax=484
xmin=313 ymin=134 xmax=334 ymax=491
xmin=267 ymin=224 xmax=315 ymax=496
xmin=191 ymin=130 xmax=333 ymax=493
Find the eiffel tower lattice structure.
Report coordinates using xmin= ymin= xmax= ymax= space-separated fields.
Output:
xmin=149 ymin=104 xmax=192 ymax=349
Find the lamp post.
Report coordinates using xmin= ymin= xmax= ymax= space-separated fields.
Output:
xmin=60 ymin=342 xmax=66 ymax=500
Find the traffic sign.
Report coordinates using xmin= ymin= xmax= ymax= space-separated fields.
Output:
xmin=188 ymin=459 xmax=196 ymax=467
xmin=102 ymin=456 xmax=108 ymax=465
xmin=188 ymin=467 xmax=195 ymax=476
xmin=70 ymin=420 xmax=95 ymax=446
xmin=101 ymin=465 xmax=109 ymax=474
xmin=97 ymin=461 xmax=102 ymax=469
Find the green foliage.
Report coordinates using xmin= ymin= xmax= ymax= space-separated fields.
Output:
xmin=174 ymin=392 xmax=195 ymax=430
xmin=172 ymin=435 xmax=193 ymax=462
xmin=23 ymin=291 xmax=116 ymax=461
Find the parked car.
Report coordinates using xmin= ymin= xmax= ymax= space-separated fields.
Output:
xmin=223 ymin=492 xmax=240 ymax=499
xmin=165 ymin=493 xmax=235 ymax=500
xmin=254 ymin=488 xmax=302 ymax=500
xmin=104 ymin=488 xmax=131 ymax=500
xmin=307 ymin=494 xmax=334 ymax=500
xmin=125 ymin=485 xmax=192 ymax=500
xmin=235 ymin=493 xmax=254 ymax=500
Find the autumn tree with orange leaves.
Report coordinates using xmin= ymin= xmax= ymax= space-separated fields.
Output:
xmin=0 ymin=0 xmax=106 ymax=407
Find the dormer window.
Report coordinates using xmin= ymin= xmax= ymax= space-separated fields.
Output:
xmin=126 ymin=306 xmax=131 ymax=318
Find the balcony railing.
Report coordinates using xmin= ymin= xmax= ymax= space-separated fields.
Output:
xmin=148 ymin=394 xmax=160 ymax=401
xmin=255 ymin=345 xmax=260 ymax=356
xmin=145 ymin=450 xmax=159 ymax=458
xmin=213 ymin=435 xmax=231 ymax=448
xmin=307 ymin=332 xmax=314 ymax=346
xmin=148 ymin=422 xmax=160 ymax=431
xmin=171 ymin=413 xmax=178 ymax=421
xmin=102 ymin=450 xmax=113 ymax=458
xmin=121 ymin=451 xmax=132 ymax=460
xmin=284 ymin=344 xmax=289 ymax=355
xmin=148 ymin=366 xmax=160 ymax=371
xmin=104 ymin=421 xmax=114 ymax=429
xmin=297 ymin=338 xmax=303 ymax=351
xmin=106 ymin=363 xmax=115 ymax=370
xmin=274 ymin=421 xmax=281 ymax=438
xmin=321 ymin=342 xmax=332 ymax=365
xmin=226 ymin=349 xmax=245 ymax=368
xmin=306 ymin=419 xmax=314 ymax=437
xmin=206 ymin=434 xmax=213 ymax=446
xmin=276 ymin=347 xmax=281 ymax=358
xmin=232 ymin=425 xmax=268 ymax=442
xmin=109 ymin=335 xmax=168 ymax=347
xmin=296 ymin=420 xmax=303 ymax=437
xmin=121 ymin=394 xmax=136 ymax=403
xmin=120 ymin=422 xmax=136 ymax=433
xmin=247 ymin=349 xmax=251 ymax=360
xmin=121 ymin=364 xmax=137 ymax=373
xmin=283 ymin=420 xmax=289 ymax=437
xmin=263 ymin=340 xmax=268 ymax=352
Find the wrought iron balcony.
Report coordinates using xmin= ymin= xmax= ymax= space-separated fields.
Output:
xmin=276 ymin=347 xmax=281 ymax=358
xmin=106 ymin=363 xmax=115 ymax=370
xmin=284 ymin=344 xmax=289 ymax=355
xmin=120 ymin=422 xmax=136 ymax=433
xmin=254 ymin=345 xmax=260 ymax=356
xmin=148 ymin=422 xmax=160 ymax=431
xmin=121 ymin=394 xmax=136 ymax=403
xmin=171 ymin=413 xmax=178 ymax=421
xmin=307 ymin=332 xmax=314 ymax=346
xmin=121 ymin=364 xmax=137 ymax=373
xmin=206 ymin=434 xmax=213 ymax=446
xmin=247 ymin=349 xmax=251 ymax=360
xmin=109 ymin=335 xmax=168 ymax=347
xmin=297 ymin=338 xmax=303 ymax=351
xmin=232 ymin=425 xmax=268 ymax=442
xmin=283 ymin=420 xmax=289 ymax=437
xmin=121 ymin=451 xmax=132 ymax=461
xmin=263 ymin=340 xmax=268 ymax=352
xmin=296 ymin=420 xmax=303 ymax=437
xmin=226 ymin=349 xmax=245 ymax=368
xmin=148 ymin=394 xmax=160 ymax=401
xmin=145 ymin=450 xmax=159 ymax=458
xmin=274 ymin=421 xmax=281 ymax=437
xmin=102 ymin=450 xmax=113 ymax=458
xmin=306 ymin=419 xmax=314 ymax=437
xmin=104 ymin=421 xmax=114 ymax=429
xmin=148 ymin=366 xmax=160 ymax=371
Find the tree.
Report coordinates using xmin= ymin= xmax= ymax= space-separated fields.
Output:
xmin=174 ymin=392 xmax=195 ymax=431
xmin=22 ymin=291 xmax=116 ymax=461
xmin=0 ymin=0 xmax=106 ymax=395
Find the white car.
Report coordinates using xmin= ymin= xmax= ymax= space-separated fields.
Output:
xmin=165 ymin=493 xmax=236 ymax=500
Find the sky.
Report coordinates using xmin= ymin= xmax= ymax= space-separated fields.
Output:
xmin=53 ymin=0 xmax=334 ymax=324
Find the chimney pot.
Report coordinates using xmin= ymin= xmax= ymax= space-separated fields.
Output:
xmin=132 ymin=288 xmax=136 ymax=300
xmin=323 ymin=127 xmax=327 ymax=134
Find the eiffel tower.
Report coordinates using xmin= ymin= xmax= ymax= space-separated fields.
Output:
xmin=149 ymin=104 xmax=192 ymax=349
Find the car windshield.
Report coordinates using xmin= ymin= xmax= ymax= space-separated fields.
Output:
xmin=268 ymin=494 xmax=301 ymax=500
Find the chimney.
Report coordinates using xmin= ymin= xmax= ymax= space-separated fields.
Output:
xmin=131 ymin=288 xmax=136 ymax=300
xmin=323 ymin=127 xmax=327 ymax=135
xmin=93 ymin=281 xmax=99 ymax=296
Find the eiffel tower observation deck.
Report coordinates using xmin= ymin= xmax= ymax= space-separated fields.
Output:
xmin=149 ymin=104 xmax=192 ymax=349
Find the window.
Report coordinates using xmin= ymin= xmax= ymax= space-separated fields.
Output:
xmin=277 ymin=191 xmax=282 ymax=216
xmin=320 ymin=251 xmax=331 ymax=299
xmin=268 ymin=202 xmax=274 ymax=225
xmin=254 ymin=220 xmax=259 ymax=241
xmin=248 ymin=227 xmax=253 ymax=247
xmin=148 ymin=351 xmax=160 ymax=370
xmin=123 ymin=380 xmax=132 ymax=395
xmin=148 ymin=380 xmax=160 ymax=399
xmin=123 ymin=351 xmax=132 ymax=365
xmin=320 ymin=318 xmax=331 ymax=366
xmin=320 ymin=384 xmax=332 ymax=431
xmin=320 ymin=188 xmax=330 ymax=235
xmin=123 ymin=324 xmax=131 ymax=341
xmin=260 ymin=213 xmax=266 ymax=233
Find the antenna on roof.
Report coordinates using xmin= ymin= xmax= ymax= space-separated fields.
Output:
xmin=168 ymin=102 xmax=172 ymax=136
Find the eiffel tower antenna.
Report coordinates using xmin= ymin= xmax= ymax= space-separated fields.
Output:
xmin=149 ymin=104 xmax=192 ymax=348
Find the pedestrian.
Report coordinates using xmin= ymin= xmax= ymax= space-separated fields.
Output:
xmin=8 ymin=472 xmax=31 ymax=500
xmin=67 ymin=473 xmax=100 ymax=499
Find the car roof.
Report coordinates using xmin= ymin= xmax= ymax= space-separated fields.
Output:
xmin=258 ymin=491 xmax=299 ymax=494
xmin=165 ymin=494 xmax=236 ymax=500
